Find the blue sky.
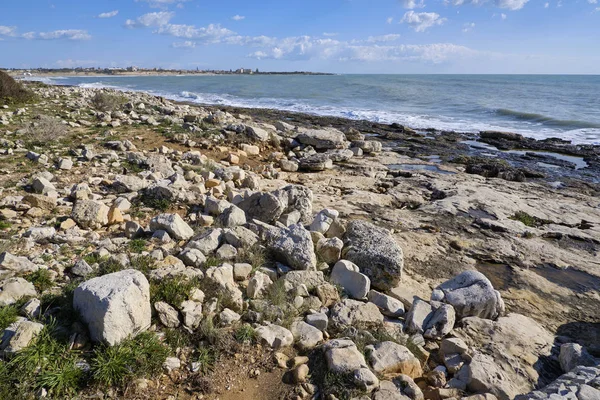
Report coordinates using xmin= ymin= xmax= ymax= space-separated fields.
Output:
xmin=1 ymin=0 xmax=599 ymax=73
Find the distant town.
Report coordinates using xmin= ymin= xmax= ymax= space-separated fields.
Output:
xmin=5 ymin=66 xmax=334 ymax=77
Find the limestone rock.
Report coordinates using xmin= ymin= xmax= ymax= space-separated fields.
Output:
xmin=296 ymin=128 xmax=348 ymax=150
xmin=71 ymin=200 xmax=109 ymax=229
xmin=559 ymin=343 xmax=597 ymax=373
xmin=269 ymin=224 xmax=316 ymax=270
xmin=149 ymin=213 xmax=194 ymax=241
xmin=330 ymin=260 xmax=370 ymax=299
xmin=329 ymin=299 xmax=384 ymax=330
xmin=290 ymin=320 xmax=323 ymax=351
xmin=368 ymin=290 xmax=405 ymax=318
xmin=324 ymin=339 xmax=368 ymax=373
xmin=0 ymin=277 xmax=37 ymax=306
xmin=73 ymin=269 xmax=151 ymax=345
xmin=0 ymin=252 xmax=39 ymax=279
xmin=367 ymin=341 xmax=422 ymax=378
xmin=247 ymin=271 xmax=273 ymax=299
xmin=2 ymin=321 xmax=44 ymax=354
xmin=343 ymin=220 xmax=404 ymax=291
xmin=154 ymin=301 xmax=180 ymax=328
xmin=255 ymin=324 xmax=294 ymax=349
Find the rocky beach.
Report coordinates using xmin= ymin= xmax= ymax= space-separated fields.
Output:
xmin=0 ymin=79 xmax=598 ymax=400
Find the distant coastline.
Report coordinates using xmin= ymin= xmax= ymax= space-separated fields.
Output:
xmin=5 ymin=67 xmax=334 ymax=78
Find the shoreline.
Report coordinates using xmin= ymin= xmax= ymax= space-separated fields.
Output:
xmin=23 ymin=80 xmax=600 ymax=184
xmin=0 ymin=81 xmax=599 ymax=399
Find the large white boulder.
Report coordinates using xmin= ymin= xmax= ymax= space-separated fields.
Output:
xmin=149 ymin=213 xmax=194 ymax=241
xmin=73 ymin=269 xmax=151 ymax=345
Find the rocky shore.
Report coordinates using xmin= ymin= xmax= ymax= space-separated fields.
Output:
xmin=0 ymin=82 xmax=598 ymax=400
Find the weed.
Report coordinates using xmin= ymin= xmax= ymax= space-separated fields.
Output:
xmin=0 ymin=304 xmax=19 ymax=331
xmin=129 ymin=255 xmax=157 ymax=276
xmin=96 ymin=258 xmax=125 ymax=276
xmin=25 ymin=268 xmax=54 ymax=293
xmin=150 ymin=276 xmax=200 ymax=306
xmin=128 ymin=238 xmax=147 ymax=254
xmin=0 ymin=221 xmax=12 ymax=230
xmin=510 ymin=211 xmax=552 ymax=227
xmin=122 ymin=160 xmax=145 ymax=173
xmin=193 ymin=347 xmax=217 ymax=375
xmin=235 ymin=244 xmax=268 ymax=272
xmin=203 ymin=255 xmax=224 ymax=269
xmin=138 ymin=191 xmax=172 ymax=212
xmin=163 ymin=328 xmax=192 ymax=352
xmin=234 ymin=324 xmax=256 ymax=344
xmin=91 ymin=331 xmax=168 ymax=388
xmin=7 ymin=322 xmax=84 ymax=398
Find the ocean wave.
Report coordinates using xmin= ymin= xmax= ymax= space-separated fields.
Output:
xmin=496 ymin=108 xmax=600 ymax=129
xmin=60 ymin=80 xmax=600 ymax=145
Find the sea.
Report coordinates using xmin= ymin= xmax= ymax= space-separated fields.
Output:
xmin=31 ymin=74 xmax=600 ymax=145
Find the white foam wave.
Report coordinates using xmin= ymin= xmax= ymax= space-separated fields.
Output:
xmin=60 ymin=80 xmax=599 ymax=145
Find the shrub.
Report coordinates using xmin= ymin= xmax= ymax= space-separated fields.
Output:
xmin=0 ymin=70 xmax=35 ymax=104
xmin=90 ymin=92 xmax=126 ymax=112
xmin=128 ymin=239 xmax=147 ymax=254
xmin=22 ymin=114 xmax=68 ymax=145
xmin=0 ymin=305 xmax=19 ymax=331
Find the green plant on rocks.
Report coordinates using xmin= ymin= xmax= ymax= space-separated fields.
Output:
xmin=193 ymin=347 xmax=217 ymax=375
xmin=234 ymin=324 xmax=257 ymax=344
xmin=25 ymin=268 xmax=54 ymax=293
xmin=509 ymin=211 xmax=552 ymax=227
xmin=0 ymin=304 xmax=19 ymax=331
xmin=150 ymin=276 xmax=200 ymax=306
xmin=91 ymin=331 xmax=168 ymax=388
xmin=128 ymin=238 xmax=147 ymax=254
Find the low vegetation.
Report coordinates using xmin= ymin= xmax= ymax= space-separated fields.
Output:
xmin=0 ymin=70 xmax=36 ymax=104
xmin=90 ymin=92 xmax=127 ymax=112
xmin=22 ymin=114 xmax=68 ymax=145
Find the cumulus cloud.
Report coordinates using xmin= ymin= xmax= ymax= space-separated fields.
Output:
xmin=156 ymin=23 xmax=235 ymax=44
xmin=445 ymin=0 xmax=529 ymax=10
xmin=21 ymin=30 xmax=91 ymax=40
xmin=365 ymin=34 xmax=401 ymax=43
xmin=172 ymin=40 xmax=196 ymax=48
xmin=0 ymin=26 xmax=17 ymax=37
xmin=125 ymin=11 xmax=174 ymax=28
xmin=98 ymin=10 xmax=119 ymax=18
xmin=232 ymin=15 xmax=245 ymax=21
xmin=387 ymin=17 xmax=394 ymax=24
xmin=400 ymin=0 xmax=425 ymax=8
xmin=401 ymin=11 xmax=447 ymax=32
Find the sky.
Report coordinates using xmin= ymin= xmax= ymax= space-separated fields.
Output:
xmin=0 ymin=0 xmax=599 ymax=74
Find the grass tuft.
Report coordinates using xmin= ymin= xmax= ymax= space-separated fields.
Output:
xmin=234 ymin=324 xmax=256 ymax=344
xmin=25 ymin=268 xmax=54 ymax=293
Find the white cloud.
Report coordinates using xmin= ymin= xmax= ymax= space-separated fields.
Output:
xmin=0 ymin=26 xmax=17 ymax=37
xmin=135 ymin=0 xmax=190 ymax=8
xmin=125 ymin=11 xmax=174 ymax=28
xmin=22 ymin=30 xmax=91 ymax=40
xmin=365 ymin=34 xmax=401 ymax=43
xmin=98 ymin=10 xmax=119 ymax=18
xmin=462 ymin=22 xmax=475 ymax=32
xmin=401 ymin=11 xmax=447 ymax=32
xmin=387 ymin=17 xmax=394 ymax=24
xmin=501 ymin=13 xmax=507 ymax=19
xmin=544 ymin=2 xmax=549 ymax=8
xmin=445 ymin=0 xmax=529 ymax=10
xmin=172 ymin=41 xmax=196 ymax=48
xmin=232 ymin=15 xmax=245 ymax=21
xmin=401 ymin=0 xmax=425 ymax=8
xmin=588 ymin=0 xmax=597 ymax=4
xmin=323 ymin=32 xmax=338 ymax=37
xmin=156 ymin=23 xmax=235 ymax=44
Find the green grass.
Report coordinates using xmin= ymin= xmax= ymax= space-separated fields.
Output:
xmin=163 ymin=328 xmax=192 ymax=352
xmin=234 ymin=324 xmax=256 ymax=344
xmin=96 ymin=258 xmax=125 ymax=276
xmin=129 ymin=255 xmax=157 ymax=276
xmin=3 ymin=322 xmax=84 ymax=398
xmin=25 ymin=269 xmax=54 ymax=293
xmin=150 ymin=276 xmax=200 ymax=307
xmin=122 ymin=160 xmax=145 ymax=174
xmin=193 ymin=347 xmax=217 ymax=375
xmin=128 ymin=238 xmax=147 ymax=254
xmin=509 ymin=211 xmax=552 ymax=227
xmin=0 ymin=221 xmax=12 ymax=230
xmin=0 ymin=304 xmax=19 ymax=331
xmin=91 ymin=331 xmax=169 ymax=388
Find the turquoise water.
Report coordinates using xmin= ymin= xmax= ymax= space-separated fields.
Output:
xmin=34 ymin=74 xmax=600 ymax=144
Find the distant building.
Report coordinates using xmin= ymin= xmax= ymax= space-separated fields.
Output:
xmin=235 ymin=68 xmax=253 ymax=74
xmin=127 ymin=66 xmax=139 ymax=72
